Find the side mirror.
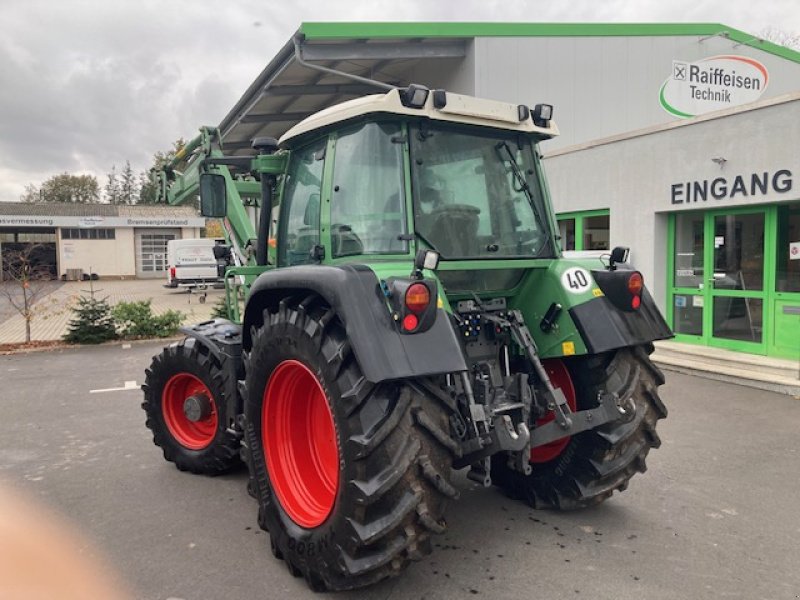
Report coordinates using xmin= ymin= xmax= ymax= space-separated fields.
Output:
xmin=199 ymin=173 xmax=227 ymax=218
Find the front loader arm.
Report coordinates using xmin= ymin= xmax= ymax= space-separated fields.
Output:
xmin=153 ymin=126 xmax=260 ymax=266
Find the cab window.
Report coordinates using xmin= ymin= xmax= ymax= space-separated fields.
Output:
xmin=330 ymin=122 xmax=407 ymax=257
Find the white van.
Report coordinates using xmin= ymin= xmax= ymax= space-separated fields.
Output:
xmin=165 ymin=238 xmax=225 ymax=288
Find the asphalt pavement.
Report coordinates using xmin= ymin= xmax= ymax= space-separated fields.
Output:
xmin=2 ymin=341 xmax=799 ymax=600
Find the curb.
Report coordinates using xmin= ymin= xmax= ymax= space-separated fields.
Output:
xmin=1 ymin=335 xmax=183 ymax=356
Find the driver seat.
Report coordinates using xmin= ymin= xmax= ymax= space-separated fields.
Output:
xmin=427 ymin=205 xmax=480 ymax=256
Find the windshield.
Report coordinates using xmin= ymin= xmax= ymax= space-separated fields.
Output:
xmin=410 ymin=124 xmax=553 ymax=259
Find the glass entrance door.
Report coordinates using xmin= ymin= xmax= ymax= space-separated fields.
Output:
xmin=709 ymin=212 xmax=765 ymax=349
xmin=669 ymin=208 xmax=768 ymax=354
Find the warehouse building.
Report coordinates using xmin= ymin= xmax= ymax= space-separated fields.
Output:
xmin=215 ymin=22 xmax=799 ymax=359
xmin=0 ymin=203 xmax=204 ymax=280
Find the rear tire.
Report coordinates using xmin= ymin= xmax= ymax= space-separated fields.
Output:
xmin=493 ymin=343 xmax=667 ymax=509
xmin=243 ymin=296 xmax=457 ymax=591
xmin=142 ymin=338 xmax=241 ymax=474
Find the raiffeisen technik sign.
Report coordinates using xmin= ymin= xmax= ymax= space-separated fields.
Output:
xmin=659 ymin=55 xmax=769 ymax=118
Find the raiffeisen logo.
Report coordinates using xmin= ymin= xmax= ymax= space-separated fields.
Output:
xmin=659 ymin=55 xmax=769 ymax=118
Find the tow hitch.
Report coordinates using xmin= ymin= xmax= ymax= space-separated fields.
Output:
xmin=530 ymin=390 xmax=636 ymax=447
xmin=484 ymin=309 xmax=637 ymax=448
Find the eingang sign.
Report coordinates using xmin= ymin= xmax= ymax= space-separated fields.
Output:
xmin=670 ymin=169 xmax=792 ymax=205
xmin=659 ymin=55 xmax=769 ymax=118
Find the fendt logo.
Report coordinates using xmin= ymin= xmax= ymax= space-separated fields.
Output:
xmin=659 ymin=55 xmax=769 ymax=118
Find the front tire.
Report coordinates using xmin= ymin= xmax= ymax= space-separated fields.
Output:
xmin=243 ymin=296 xmax=457 ymax=591
xmin=142 ymin=338 xmax=241 ymax=474
xmin=493 ymin=343 xmax=667 ymax=509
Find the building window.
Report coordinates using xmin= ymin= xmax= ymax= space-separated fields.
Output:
xmin=558 ymin=218 xmax=576 ymax=251
xmin=16 ymin=232 xmax=56 ymax=242
xmin=61 ymin=228 xmax=115 ymax=240
xmin=556 ymin=210 xmax=610 ymax=251
xmin=583 ymin=214 xmax=610 ymax=250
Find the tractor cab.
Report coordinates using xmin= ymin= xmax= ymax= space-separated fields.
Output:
xmin=275 ymin=87 xmax=558 ymax=272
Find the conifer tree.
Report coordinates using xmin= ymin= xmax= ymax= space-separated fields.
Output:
xmin=63 ymin=296 xmax=118 ymax=344
xmin=120 ymin=160 xmax=137 ymax=205
xmin=105 ymin=165 xmax=121 ymax=204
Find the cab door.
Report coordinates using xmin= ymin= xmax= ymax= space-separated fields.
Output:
xmin=277 ymin=138 xmax=327 ymax=267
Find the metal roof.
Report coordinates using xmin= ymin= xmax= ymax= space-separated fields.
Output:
xmin=219 ymin=32 xmax=470 ymax=155
xmin=218 ymin=22 xmax=800 ymax=156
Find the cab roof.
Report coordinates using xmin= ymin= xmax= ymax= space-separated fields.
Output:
xmin=278 ymin=88 xmax=558 ymax=146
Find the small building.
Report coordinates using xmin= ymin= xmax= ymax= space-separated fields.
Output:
xmin=0 ymin=203 xmax=205 ymax=280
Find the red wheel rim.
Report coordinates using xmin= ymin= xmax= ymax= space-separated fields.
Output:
xmin=530 ymin=359 xmax=577 ymax=464
xmin=263 ymin=360 xmax=340 ymax=528
xmin=162 ymin=373 xmax=218 ymax=450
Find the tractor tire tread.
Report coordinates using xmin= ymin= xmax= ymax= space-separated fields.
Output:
xmin=244 ymin=295 xmax=455 ymax=591
xmin=492 ymin=344 xmax=665 ymax=511
xmin=141 ymin=338 xmax=241 ymax=475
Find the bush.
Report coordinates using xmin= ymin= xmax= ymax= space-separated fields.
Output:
xmin=112 ymin=300 xmax=185 ymax=339
xmin=210 ymin=296 xmax=229 ymax=320
xmin=63 ymin=296 xmax=118 ymax=344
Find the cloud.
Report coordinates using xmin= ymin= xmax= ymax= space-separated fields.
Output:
xmin=0 ymin=0 xmax=796 ymax=200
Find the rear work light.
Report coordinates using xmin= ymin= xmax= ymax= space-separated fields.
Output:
xmin=405 ymin=283 xmax=431 ymax=314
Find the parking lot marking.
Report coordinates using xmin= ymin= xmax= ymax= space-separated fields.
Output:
xmin=90 ymin=380 xmax=139 ymax=394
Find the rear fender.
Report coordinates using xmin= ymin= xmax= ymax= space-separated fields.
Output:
xmin=564 ymin=263 xmax=673 ymax=354
xmin=242 ymin=264 xmax=467 ymax=383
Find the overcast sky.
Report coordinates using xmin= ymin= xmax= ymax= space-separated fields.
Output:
xmin=0 ymin=0 xmax=796 ymax=202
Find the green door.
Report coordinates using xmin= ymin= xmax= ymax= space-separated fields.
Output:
xmin=707 ymin=210 xmax=767 ymax=353
xmin=669 ymin=208 xmax=769 ymax=355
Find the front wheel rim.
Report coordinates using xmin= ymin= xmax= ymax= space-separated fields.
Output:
xmin=162 ymin=373 xmax=218 ymax=450
xmin=263 ymin=360 xmax=340 ymax=528
xmin=530 ymin=359 xmax=577 ymax=464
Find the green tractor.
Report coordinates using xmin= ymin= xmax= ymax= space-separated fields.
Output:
xmin=142 ymin=84 xmax=671 ymax=591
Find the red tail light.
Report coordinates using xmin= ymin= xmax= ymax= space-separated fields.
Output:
xmin=405 ymin=283 xmax=430 ymax=314
xmin=627 ymin=272 xmax=643 ymax=295
xmin=628 ymin=271 xmax=643 ymax=309
xmin=170 ymin=267 xmax=176 ymax=279
xmin=402 ymin=313 xmax=419 ymax=331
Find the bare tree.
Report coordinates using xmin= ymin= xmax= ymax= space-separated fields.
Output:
xmin=19 ymin=183 xmax=40 ymax=203
xmin=0 ymin=244 xmax=54 ymax=343
xmin=759 ymin=27 xmax=800 ymax=51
